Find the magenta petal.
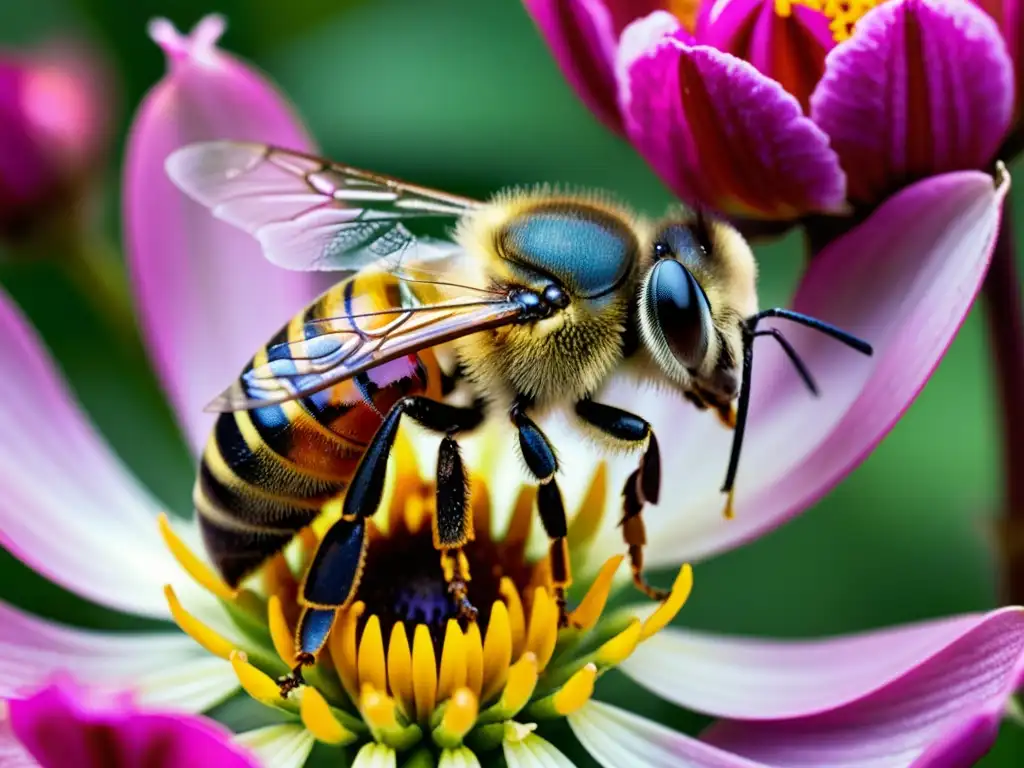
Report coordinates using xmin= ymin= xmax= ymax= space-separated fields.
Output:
xmin=811 ymin=0 xmax=1014 ymax=206
xmin=702 ymin=608 xmax=1024 ymax=767
xmin=523 ymin=0 xmax=624 ymax=133
xmin=124 ymin=15 xmax=319 ymax=452
xmin=618 ymin=12 xmax=845 ymax=219
xmin=8 ymin=679 xmax=258 ymax=768
xmin=641 ymin=169 xmax=1007 ymax=566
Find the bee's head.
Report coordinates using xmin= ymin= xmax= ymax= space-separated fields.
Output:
xmin=637 ymin=215 xmax=757 ymax=401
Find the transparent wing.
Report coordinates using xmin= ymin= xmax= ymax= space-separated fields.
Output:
xmin=209 ymin=298 xmax=524 ymax=412
xmin=165 ymin=141 xmax=481 ymax=272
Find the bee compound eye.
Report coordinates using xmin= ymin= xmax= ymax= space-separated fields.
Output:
xmin=646 ymin=259 xmax=711 ymax=369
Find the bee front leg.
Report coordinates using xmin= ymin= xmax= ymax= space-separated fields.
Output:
xmin=510 ymin=398 xmax=573 ymax=627
xmin=575 ymin=399 xmax=669 ymax=602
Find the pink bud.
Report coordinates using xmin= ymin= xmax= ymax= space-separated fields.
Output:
xmin=0 ymin=40 xmax=112 ymax=236
xmin=123 ymin=15 xmax=319 ymax=451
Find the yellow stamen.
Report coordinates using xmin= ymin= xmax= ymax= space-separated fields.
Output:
xmin=358 ymin=615 xmax=388 ymax=693
xmin=438 ymin=746 xmax=481 ymax=768
xmin=569 ymin=554 xmax=623 ymax=631
xmin=723 ymin=488 xmax=735 ymax=520
xmin=464 ymin=622 xmax=484 ymax=697
xmin=329 ymin=602 xmax=365 ymax=700
xmin=641 ymin=564 xmax=694 ymax=641
xmin=300 ymin=686 xmax=358 ymax=746
xmin=387 ymin=622 xmax=415 ymax=715
xmin=481 ymin=600 xmax=512 ymax=702
xmin=524 ymin=587 xmax=558 ymax=669
xmin=552 ymin=663 xmax=597 ymax=716
xmin=157 ymin=513 xmax=236 ymax=601
xmin=267 ymin=595 xmax=295 ymax=665
xmin=479 ymin=652 xmax=538 ymax=723
xmin=433 ymin=687 xmax=479 ymax=748
xmin=412 ymin=624 xmax=438 ymax=722
xmin=437 ymin=620 xmax=467 ymax=702
xmin=500 ymin=578 xmax=526 ymax=659
xmin=777 ymin=0 xmax=882 ymax=42
xmin=163 ymin=585 xmax=234 ymax=660
xmin=230 ymin=650 xmax=284 ymax=705
xmin=593 ymin=618 xmax=643 ymax=667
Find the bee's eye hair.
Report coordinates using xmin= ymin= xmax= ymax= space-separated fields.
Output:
xmin=693 ymin=211 xmax=714 ymax=257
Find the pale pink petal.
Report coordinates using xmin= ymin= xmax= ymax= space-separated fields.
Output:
xmin=617 ymin=12 xmax=845 ymax=219
xmin=811 ymin=0 xmax=1013 ymax=205
xmin=620 ymin=610 xmax=1006 ymax=718
xmin=636 ymin=169 xmax=1006 ymax=565
xmin=569 ymin=701 xmax=768 ymax=767
xmin=0 ymin=601 xmax=236 ymax=713
xmin=124 ymin=15 xmax=319 ymax=452
xmin=702 ymin=608 xmax=1024 ymax=767
xmin=8 ymin=679 xmax=258 ymax=768
xmin=0 ymin=287 xmax=182 ymax=617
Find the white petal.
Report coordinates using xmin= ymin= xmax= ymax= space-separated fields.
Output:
xmin=0 ymin=289 xmax=179 ymax=618
xmin=569 ymin=701 xmax=766 ymax=767
xmin=0 ymin=600 xmax=236 ymax=713
xmin=352 ymin=742 xmax=398 ymax=768
xmin=503 ymin=732 xmax=576 ymax=768
xmin=236 ymin=724 xmax=315 ymax=768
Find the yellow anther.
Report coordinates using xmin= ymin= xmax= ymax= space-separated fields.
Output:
xmin=433 ymin=687 xmax=479 ymax=748
xmin=387 ymin=622 xmax=415 ymax=715
xmin=267 ymin=595 xmax=295 ymax=665
xmin=157 ymin=513 xmax=235 ymax=601
xmin=230 ymin=650 xmax=281 ymax=704
xmin=163 ymin=585 xmax=234 ymax=660
xmin=524 ymin=587 xmax=558 ymax=669
xmin=300 ymin=686 xmax=357 ymax=746
xmin=481 ymin=600 xmax=512 ymax=702
xmin=594 ymin=618 xmax=643 ymax=667
xmin=412 ymin=624 xmax=438 ymax=722
xmin=552 ymin=663 xmax=597 ymax=716
xmin=569 ymin=554 xmax=623 ymax=631
xmin=779 ymin=0 xmax=880 ymax=41
xmin=641 ymin=564 xmax=694 ymax=641
xmin=358 ymin=615 xmax=387 ymax=693
xmin=500 ymin=578 xmax=526 ymax=659
xmin=437 ymin=620 xmax=467 ymax=702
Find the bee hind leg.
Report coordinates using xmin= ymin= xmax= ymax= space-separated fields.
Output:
xmin=435 ymin=435 xmax=479 ymax=623
xmin=511 ymin=398 xmax=574 ymax=627
xmin=575 ymin=399 xmax=669 ymax=602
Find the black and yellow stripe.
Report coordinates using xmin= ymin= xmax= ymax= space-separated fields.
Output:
xmin=195 ymin=272 xmax=442 ymax=587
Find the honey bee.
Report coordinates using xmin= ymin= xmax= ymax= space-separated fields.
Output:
xmin=167 ymin=142 xmax=872 ymax=688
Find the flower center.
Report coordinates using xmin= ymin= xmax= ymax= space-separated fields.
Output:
xmin=775 ymin=0 xmax=881 ymax=41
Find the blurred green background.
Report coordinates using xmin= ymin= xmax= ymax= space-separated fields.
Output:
xmin=0 ymin=0 xmax=1021 ymax=764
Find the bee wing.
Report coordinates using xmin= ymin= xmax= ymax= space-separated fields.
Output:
xmin=209 ymin=297 xmax=523 ymax=412
xmin=165 ymin=141 xmax=481 ymax=273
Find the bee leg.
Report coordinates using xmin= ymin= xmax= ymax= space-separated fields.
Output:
xmin=575 ymin=399 xmax=669 ymax=602
xmin=435 ymin=435 xmax=478 ymax=624
xmin=510 ymin=399 xmax=573 ymax=627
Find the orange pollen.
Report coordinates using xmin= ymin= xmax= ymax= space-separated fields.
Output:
xmin=775 ymin=0 xmax=882 ymax=41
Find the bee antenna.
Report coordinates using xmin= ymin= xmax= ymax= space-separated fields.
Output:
xmin=748 ymin=308 xmax=873 ymax=356
xmin=752 ymin=328 xmax=817 ymax=396
xmin=720 ymin=309 xmax=872 ymax=518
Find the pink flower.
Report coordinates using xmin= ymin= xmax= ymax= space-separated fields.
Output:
xmin=4 ymin=678 xmax=257 ymax=768
xmin=525 ymin=0 xmax=1014 ymax=218
xmin=0 ymin=9 xmax=1018 ymax=768
xmin=0 ymin=39 xmax=112 ymax=237
xmin=123 ymin=14 xmax=319 ymax=451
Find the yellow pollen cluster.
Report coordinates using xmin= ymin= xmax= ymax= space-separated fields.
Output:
xmin=157 ymin=429 xmax=694 ymax=763
xmin=775 ymin=0 xmax=882 ymax=41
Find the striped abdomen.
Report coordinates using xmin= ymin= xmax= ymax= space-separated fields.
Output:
xmin=195 ymin=272 xmax=442 ymax=587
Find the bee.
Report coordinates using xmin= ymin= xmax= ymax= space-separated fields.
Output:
xmin=167 ymin=141 xmax=872 ymax=688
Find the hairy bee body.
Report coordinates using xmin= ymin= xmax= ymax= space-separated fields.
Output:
xmin=195 ymin=272 xmax=442 ymax=587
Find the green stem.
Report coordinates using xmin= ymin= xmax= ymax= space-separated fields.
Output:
xmin=982 ymin=194 xmax=1024 ymax=605
xmin=64 ymin=233 xmax=139 ymax=347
